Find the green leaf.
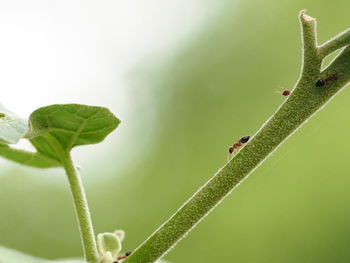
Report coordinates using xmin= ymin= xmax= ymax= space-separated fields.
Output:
xmin=26 ymin=104 xmax=120 ymax=161
xmin=0 ymin=246 xmax=85 ymax=263
xmin=0 ymin=104 xmax=120 ymax=168
xmin=0 ymin=104 xmax=28 ymax=144
xmin=0 ymin=144 xmax=61 ymax=168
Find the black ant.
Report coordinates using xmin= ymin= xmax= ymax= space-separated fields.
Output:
xmin=228 ymin=136 xmax=250 ymax=155
xmin=315 ymin=73 xmax=340 ymax=87
xmin=113 ymin=251 xmax=132 ymax=262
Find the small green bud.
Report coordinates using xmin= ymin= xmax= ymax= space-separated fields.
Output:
xmin=97 ymin=232 xmax=122 ymax=259
xmin=114 ymin=229 xmax=125 ymax=241
xmin=99 ymin=251 xmax=113 ymax=263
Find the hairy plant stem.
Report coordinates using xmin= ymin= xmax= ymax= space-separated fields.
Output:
xmin=63 ymin=153 xmax=99 ymax=263
xmin=124 ymin=11 xmax=350 ymax=263
xmin=45 ymin=134 xmax=99 ymax=263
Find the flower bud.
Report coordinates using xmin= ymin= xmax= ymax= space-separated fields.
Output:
xmin=97 ymin=232 xmax=122 ymax=259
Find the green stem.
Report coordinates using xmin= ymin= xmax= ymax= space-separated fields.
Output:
xmin=63 ymin=153 xmax=99 ymax=263
xmin=318 ymin=27 xmax=350 ymax=58
xmin=45 ymin=134 xmax=99 ymax=263
xmin=124 ymin=11 xmax=350 ymax=263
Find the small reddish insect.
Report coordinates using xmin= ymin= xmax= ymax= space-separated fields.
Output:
xmin=281 ymin=90 xmax=291 ymax=96
xmin=315 ymin=73 xmax=340 ymax=87
xmin=275 ymin=88 xmax=291 ymax=96
xmin=228 ymin=136 xmax=250 ymax=155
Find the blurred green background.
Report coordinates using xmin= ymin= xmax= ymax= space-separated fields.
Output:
xmin=2 ymin=0 xmax=350 ymax=262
